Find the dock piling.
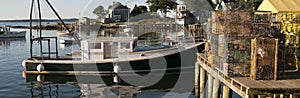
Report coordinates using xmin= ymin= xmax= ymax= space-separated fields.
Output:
xmin=222 ymin=85 xmax=230 ymax=98
xmin=200 ymin=67 xmax=206 ymax=98
xmin=213 ymin=78 xmax=220 ymax=98
xmin=208 ymin=74 xmax=213 ymax=98
xmin=195 ymin=62 xmax=200 ymax=98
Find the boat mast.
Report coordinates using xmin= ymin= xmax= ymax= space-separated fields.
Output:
xmin=29 ymin=0 xmax=34 ymax=58
xmin=44 ymin=0 xmax=81 ymax=47
xmin=37 ymin=0 xmax=43 ymax=57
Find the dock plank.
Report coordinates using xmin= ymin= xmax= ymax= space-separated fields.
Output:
xmin=233 ymin=77 xmax=300 ymax=90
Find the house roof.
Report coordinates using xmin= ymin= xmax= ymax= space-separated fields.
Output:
xmin=257 ymin=0 xmax=300 ymax=13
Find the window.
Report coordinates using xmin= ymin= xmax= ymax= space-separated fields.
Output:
xmin=89 ymin=43 xmax=101 ymax=49
xmin=120 ymin=42 xmax=130 ymax=49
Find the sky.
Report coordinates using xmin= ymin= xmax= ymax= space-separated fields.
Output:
xmin=0 ymin=0 xmax=147 ymax=20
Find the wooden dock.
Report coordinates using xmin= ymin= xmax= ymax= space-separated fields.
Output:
xmin=195 ymin=53 xmax=300 ymax=98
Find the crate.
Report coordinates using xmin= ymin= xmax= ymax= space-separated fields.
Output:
xmin=215 ymin=36 xmax=252 ymax=77
xmin=250 ymin=38 xmax=278 ymax=80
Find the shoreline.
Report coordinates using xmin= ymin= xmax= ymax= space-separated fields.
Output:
xmin=10 ymin=24 xmax=75 ymax=30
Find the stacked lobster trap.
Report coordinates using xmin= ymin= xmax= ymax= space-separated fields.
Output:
xmin=207 ymin=10 xmax=254 ymax=77
xmin=206 ymin=10 xmax=277 ymax=79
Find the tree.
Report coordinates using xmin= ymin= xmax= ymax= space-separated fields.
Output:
xmin=93 ymin=5 xmax=107 ymax=19
xmin=108 ymin=1 xmax=122 ymax=9
xmin=182 ymin=0 xmax=213 ymax=23
xmin=130 ymin=5 xmax=148 ymax=17
xmin=146 ymin=0 xmax=177 ymax=17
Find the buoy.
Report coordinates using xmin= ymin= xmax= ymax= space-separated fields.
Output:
xmin=113 ymin=64 xmax=121 ymax=73
xmin=22 ymin=60 xmax=26 ymax=68
xmin=22 ymin=70 xmax=26 ymax=79
xmin=114 ymin=76 xmax=119 ymax=83
xmin=36 ymin=64 xmax=44 ymax=72
xmin=37 ymin=75 xmax=45 ymax=82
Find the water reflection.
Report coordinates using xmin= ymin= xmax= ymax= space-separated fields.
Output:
xmin=0 ymin=38 xmax=26 ymax=55
xmin=25 ymin=71 xmax=195 ymax=98
xmin=0 ymin=38 xmax=26 ymax=47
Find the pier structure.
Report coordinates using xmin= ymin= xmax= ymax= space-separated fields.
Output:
xmin=195 ymin=53 xmax=300 ymax=98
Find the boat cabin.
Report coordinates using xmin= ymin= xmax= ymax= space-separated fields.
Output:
xmin=81 ymin=37 xmax=136 ymax=61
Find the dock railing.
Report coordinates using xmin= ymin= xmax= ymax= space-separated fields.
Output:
xmin=196 ymin=53 xmax=250 ymax=98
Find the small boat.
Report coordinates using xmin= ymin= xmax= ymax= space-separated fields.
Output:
xmin=57 ymin=31 xmax=72 ymax=36
xmin=59 ymin=36 xmax=81 ymax=44
xmin=0 ymin=25 xmax=26 ymax=38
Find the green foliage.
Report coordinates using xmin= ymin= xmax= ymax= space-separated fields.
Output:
xmin=182 ymin=0 xmax=213 ymax=23
xmin=182 ymin=0 xmax=212 ymax=13
xmin=108 ymin=1 xmax=122 ymax=9
xmin=130 ymin=5 xmax=148 ymax=17
xmin=93 ymin=1 xmax=123 ymax=19
xmin=146 ymin=0 xmax=177 ymax=17
xmin=229 ymin=0 xmax=254 ymax=10
xmin=93 ymin=5 xmax=107 ymax=19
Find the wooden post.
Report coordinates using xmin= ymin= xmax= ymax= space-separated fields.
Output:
xmin=290 ymin=94 xmax=293 ymax=98
xmin=195 ymin=63 xmax=200 ymax=98
xmin=250 ymin=39 xmax=257 ymax=80
xmin=213 ymin=78 xmax=220 ymax=98
xmin=208 ymin=74 xmax=213 ymax=98
xmin=48 ymin=39 xmax=51 ymax=59
xmin=280 ymin=94 xmax=284 ymax=98
xmin=274 ymin=39 xmax=278 ymax=80
xmin=222 ymin=85 xmax=230 ymax=98
xmin=200 ymin=67 xmax=206 ymax=98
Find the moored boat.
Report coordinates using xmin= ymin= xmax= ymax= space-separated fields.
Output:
xmin=0 ymin=25 xmax=26 ymax=38
xmin=23 ymin=36 xmax=204 ymax=74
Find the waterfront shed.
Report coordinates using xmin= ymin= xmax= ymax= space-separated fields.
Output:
xmin=257 ymin=0 xmax=300 ymax=13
